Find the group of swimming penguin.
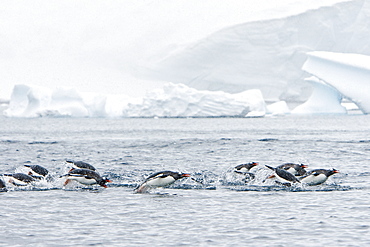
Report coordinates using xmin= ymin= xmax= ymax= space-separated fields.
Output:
xmin=0 ymin=160 xmax=339 ymax=193
xmin=0 ymin=160 xmax=112 ymax=193
xmin=232 ymin=162 xmax=339 ymax=187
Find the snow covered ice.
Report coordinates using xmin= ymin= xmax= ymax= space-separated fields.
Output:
xmin=1 ymin=0 xmax=370 ymax=117
xmin=3 ymin=83 xmax=266 ymax=118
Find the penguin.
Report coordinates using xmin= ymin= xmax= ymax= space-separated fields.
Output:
xmin=136 ymin=171 xmax=191 ymax=193
xmin=0 ymin=178 xmax=7 ymax=192
xmin=234 ymin=162 xmax=258 ymax=182
xmin=234 ymin=162 xmax=258 ymax=174
xmin=24 ymin=164 xmax=49 ymax=179
xmin=276 ymin=163 xmax=308 ymax=176
xmin=63 ymin=169 xmax=112 ymax=188
xmin=265 ymin=165 xmax=301 ymax=186
xmin=66 ymin=160 xmax=96 ymax=172
xmin=3 ymin=173 xmax=36 ymax=186
xmin=300 ymin=168 xmax=339 ymax=186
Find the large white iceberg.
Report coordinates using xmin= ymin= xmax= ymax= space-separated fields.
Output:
xmin=139 ymin=0 xmax=370 ymax=102
xmin=1 ymin=0 xmax=370 ymax=104
xmin=302 ymin=51 xmax=370 ymax=114
xmin=3 ymin=83 xmax=266 ymax=118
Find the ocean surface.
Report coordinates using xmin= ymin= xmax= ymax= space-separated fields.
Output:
xmin=0 ymin=115 xmax=369 ymax=246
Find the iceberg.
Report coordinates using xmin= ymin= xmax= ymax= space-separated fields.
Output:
xmin=302 ymin=51 xmax=370 ymax=114
xmin=291 ymin=77 xmax=347 ymax=114
xmin=2 ymin=0 xmax=370 ymax=117
xmin=123 ymin=83 xmax=266 ymax=117
xmin=139 ymin=0 xmax=370 ymax=102
xmin=5 ymin=85 xmax=90 ymax=118
xmin=3 ymin=83 xmax=266 ymax=118
xmin=1 ymin=0 xmax=369 ymax=104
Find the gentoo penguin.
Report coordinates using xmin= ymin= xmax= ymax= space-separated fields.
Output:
xmin=300 ymin=169 xmax=339 ymax=186
xmin=234 ymin=162 xmax=258 ymax=182
xmin=0 ymin=178 xmax=7 ymax=192
xmin=63 ymin=169 xmax=112 ymax=188
xmin=276 ymin=163 xmax=308 ymax=176
xmin=3 ymin=173 xmax=36 ymax=186
xmin=66 ymin=160 xmax=96 ymax=172
xmin=136 ymin=171 xmax=191 ymax=193
xmin=265 ymin=165 xmax=300 ymax=186
xmin=234 ymin=162 xmax=259 ymax=174
xmin=24 ymin=164 xmax=49 ymax=179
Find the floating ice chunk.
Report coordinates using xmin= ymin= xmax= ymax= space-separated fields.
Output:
xmin=303 ymin=51 xmax=370 ymax=114
xmin=3 ymin=83 xmax=266 ymax=118
xmin=4 ymin=84 xmax=52 ymax=117
xmin=292 ymin=77 xmax=346 ymax=114
xmin=122 ymin=83 xmax=266 ymax=117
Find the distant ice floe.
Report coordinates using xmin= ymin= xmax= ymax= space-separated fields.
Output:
xmin=3 ymin=83 xmax=266 ymax=118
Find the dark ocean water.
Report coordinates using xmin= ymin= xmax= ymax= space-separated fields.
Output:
xmin=0 ymin=116 xmax=370 ymax=246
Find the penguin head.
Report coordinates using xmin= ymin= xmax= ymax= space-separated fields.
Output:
xmin=296 ymin=164 xmax=308 ymax=176
xmin=98 ymin=178 xmax=113 ymax=188
xmin=327 ymin=169 xmax=339 ymax=177
xmin=299 ymin=164 xmax=308 ymax=168
xmin=171 ymin=172 xmax=191 ymax=180
xmin=247 ymin=162 xmax=259 ymax=169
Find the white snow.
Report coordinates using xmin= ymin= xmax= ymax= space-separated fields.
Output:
xmin=3 ymin=83 xmax=266 ymax=118
xmin=302 ymin=51 xmax=370 ymax=114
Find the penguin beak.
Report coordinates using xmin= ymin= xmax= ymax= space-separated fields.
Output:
xmin=333 ymin=170 xmax=339 ymax=173
xmin=301 ymin=164 xmax=308 ymax=168
xmin=268 ymin=175 xmax=276 ymax=179
xmin=182 ymin=174 xmax=191 ymax=177
xmin=105 ymin=179 xmax=113 ymax=183
xmin=252 ymin=162 xmax=259 ymax=166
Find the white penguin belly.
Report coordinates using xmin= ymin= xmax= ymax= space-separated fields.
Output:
xmin=68 ymin=176 xmax=97 ymax=185
xmin=301 ymin=174 xmax=327 ymax=186
xmin=145 ymin=176 xmax=176 ymax=187
xmin=238 ymin=167 xmax=249 ymax=173
xmin=8 ymin=177 xmax=30 ymax=186
xmin=275 ymin=175 xmax=291 ymax=184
